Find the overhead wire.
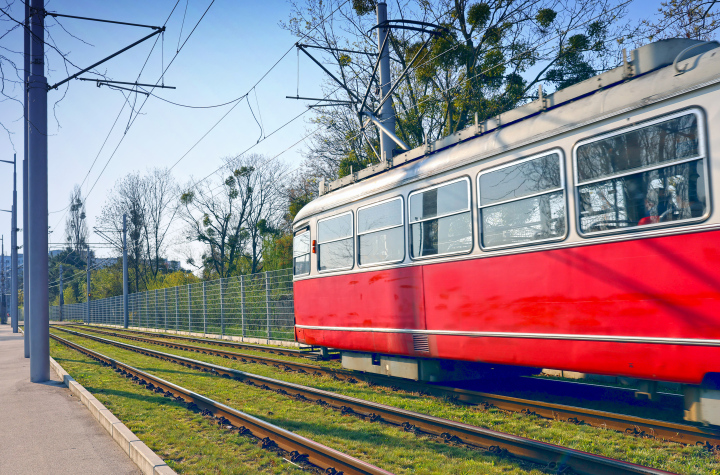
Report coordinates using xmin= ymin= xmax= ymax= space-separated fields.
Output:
xmin=49 ymin=0 xmax=183 ymax=219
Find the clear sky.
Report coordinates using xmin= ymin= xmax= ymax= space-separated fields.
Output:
xmin=0 ymin=0 xmax=670 ymax=265
xmin=0 ymin=0 xmax=327 ymax=263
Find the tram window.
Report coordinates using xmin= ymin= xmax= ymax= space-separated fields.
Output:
xmin=478 ymin=152 xmax=566 ymax=248
xmin=317 ymin=212 xmax=354 ymax=271
xmin=576 ymin=111 xmax=707 ymax=234
xmin=357 ymin=197 xmax=404 ymax=266
xmin=293 ymin=230 xmax=311 ymax=276
xmin=409 ymin=178 xmax=472 ymax=258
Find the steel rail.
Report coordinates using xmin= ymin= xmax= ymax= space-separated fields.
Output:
xmin=55 ymin=325 xmax=720 ymax=450
xmin=64 ymin=323 xmax=317 ymax=359
xmin=50 ymin=333 xmax=391 ymax=475
xmin=52 ymin=328 xmax=682 ymax=474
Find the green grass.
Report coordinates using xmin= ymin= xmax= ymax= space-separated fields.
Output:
xmin=51 ymin=341 xmax=305 ymax=474
xmin=51 ymin=329 xmax=720 ymax=475
xmin=52 ymin=332 xmax=548 ymax=475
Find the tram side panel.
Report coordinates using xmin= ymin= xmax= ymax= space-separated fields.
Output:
xmin=293 ymin=266 xmax=426 ymax=354
xmin=422 ymin=230 xmax=720 ymax=385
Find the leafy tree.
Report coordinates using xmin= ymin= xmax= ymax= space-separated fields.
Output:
xmin=284 ymin=0 xmax=631 ymax=180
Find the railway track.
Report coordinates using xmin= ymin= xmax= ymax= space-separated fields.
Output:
xmin=52 ymin=328 xmax=677 ymax=475
xmin=63 ymin=323 xmax=319 ymax=359
xmin=49 ymin=333 xmax=390 ymax=475
xmin=56 ymin=325 xmax=720 ymax=450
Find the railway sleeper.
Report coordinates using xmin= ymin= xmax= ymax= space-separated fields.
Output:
xmin=55 ymin=328 xmax=720 ymax=453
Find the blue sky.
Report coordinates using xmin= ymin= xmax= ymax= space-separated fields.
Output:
xmin=0 ymin=0 xmax=672 ymax=263
xmin=0 ymin=0 xmax=326 ymax=262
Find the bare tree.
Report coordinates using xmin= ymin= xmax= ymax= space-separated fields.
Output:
xmin=97 ymin=173 xmax=146 ymax=293
xmin=179 ymin=154 xmax=289 ymax=277
xmin=65 ymin=185 xmax=88 ymax=256
xmin=142 ymin=168 xmax=178 ymax=279
xmin=641 ymin=0 xmax=720 ymax=40
xmin=244 ymin=160 xmax=289 ymax=273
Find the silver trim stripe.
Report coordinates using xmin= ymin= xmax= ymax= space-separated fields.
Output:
xmin=295 ymin=325 xmax=720 ymax=347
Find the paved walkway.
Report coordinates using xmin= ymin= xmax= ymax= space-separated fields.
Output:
xmin=0 ymin=324 xmax=139 ymax=474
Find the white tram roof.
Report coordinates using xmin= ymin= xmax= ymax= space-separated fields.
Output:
xmin=294 ymin=38 xmax=720 ymax=227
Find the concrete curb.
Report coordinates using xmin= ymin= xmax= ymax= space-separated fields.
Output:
xmin=49 ymin=356 xmax=176 ymax=475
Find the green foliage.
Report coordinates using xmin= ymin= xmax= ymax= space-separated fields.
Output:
xmin=338 ymin=148 xmax=379 ymax=178
xmin=338 ymin=54 xmax=352 ymax=67
xmin=535 ymin=8 xmax=557 ymax=28
xmin=261 ymin=234 xmax=293 ymax=272
xmin=352 ymin=0 xmax=376 ymax=16
xmin=467 ymin=3 xmax=491 ymax=29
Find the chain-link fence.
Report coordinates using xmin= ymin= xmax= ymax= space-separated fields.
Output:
xmin=48 ymin=268 xmax=296 ymax=341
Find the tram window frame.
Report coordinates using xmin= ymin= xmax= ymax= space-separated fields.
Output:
xmin=357 ymin=196 xmax=406 ymax=267
xmin=316 ymin=211 xmax=355 ymax=273
xmin=573 ymin=108 xmax=710 ymax=238
xmin=408 ymin=176 xmax=473 ymax=260
xmin=292 ymin=228 xmax=311 ymax=277
xmin=477 ymin=149 xmax=568 ymax=250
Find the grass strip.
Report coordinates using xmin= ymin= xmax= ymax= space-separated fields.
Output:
xmin=52 ymin=330 xmax=553 ymax=474
xmin=50 ymin=339 xmax=306 ymax=474
xmin=53 ymin=328 xmax=720 ymax=475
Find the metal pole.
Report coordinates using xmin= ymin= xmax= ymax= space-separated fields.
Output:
xmin=145 ymin=291 xmax=149 ymax=330
xmin=175 ymin=286 xmax=179 ymax=331
xmin=11 ymin=153 xmax=18 ymax=332
xmin=220 ymin=278 xmax=224 ymax=338
xmin=376 ymin=2 xmax=395 ymax=162
xmin=187 ymin=284 xmax=191 ymax=333
xmin=202 ymin=281 xmax=207 ymax=336
xmin=1 ymin=236 xmax=6 ymax=325
xmin=22 ymin=0 xmax=30 ymax=358
xmin=265 ymin=271 xmax=270 ymax=340
xmin=59 ymin=264 xmax=63 ymax=322
xmin=86 ymin=249 xmax=91 ymax=324
xmin=122 ymin=213 xmax=128 ymax=328
xmin=22 ymin=157 xmax=29 ymax=356
xmin=240 ymin=275 xmax=245 ymax=338
xmin=154 ymin=289 xmax=158 ymax=329
xmin=28 ymin=0 xmax=50 ymax=382
xmin=164 ymin=287 xmax=167 ymax=331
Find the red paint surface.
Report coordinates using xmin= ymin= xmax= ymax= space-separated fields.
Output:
xmin=294 ymin=230 xmax=720 ymax=384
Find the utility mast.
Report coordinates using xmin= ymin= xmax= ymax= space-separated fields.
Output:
xmin=289 ymin=2 xmax=444 ymax=184
xmin=59 ymin=265 xmax=63 ymax=322
xmin=1 ymin=236 xmax=5 ymax=325
xmin=376 ymin=2 xmax=394 ymax=161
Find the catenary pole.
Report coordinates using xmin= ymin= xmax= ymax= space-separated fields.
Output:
xmin=376 ymin=2 xmax=395 ymax=162
xmin=86 ymin=248 xmax=91 ymax=324
xmin=11 ymin=169 xmax=18 ymax=333
xmin=59 ymin=264 xmax=63 ymax=322
xmin=1 ymin=236 xmax=6 ymax=325
xmin=123 ymin=213 xmax=128 ymax=328
xmin=22 ymin=156 xmax=28 ymax=356
xmin=28 ymin=0 xmax=50 ymax=382
xmin=22 ymin=0 xmax=30 ymax=357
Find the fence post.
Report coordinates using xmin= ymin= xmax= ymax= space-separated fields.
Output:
xmin=145 ymin=291 xmax=149 ymax=330
xmin=265 ymin=271 xmax=271 ymax=340
xmin=175 ymin=286 xmax=179 ymax=332
xmin=220 ymin=278 xmax=225 ymax=338
xmin=240 ymin=275 xmax=246 ymax=339
xmin=164 ymin=288 xmax=167 ymax=331
xmin=202 ymin=281 xmax=207 ymax=336
xmin=154 ymin=289 xmax=158 ymax=330
xmin=187 ymin=284 xmax=191 ymax=333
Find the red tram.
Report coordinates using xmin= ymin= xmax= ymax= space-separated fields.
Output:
xmin=291 ymin=39 xmax=720 ymax=425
